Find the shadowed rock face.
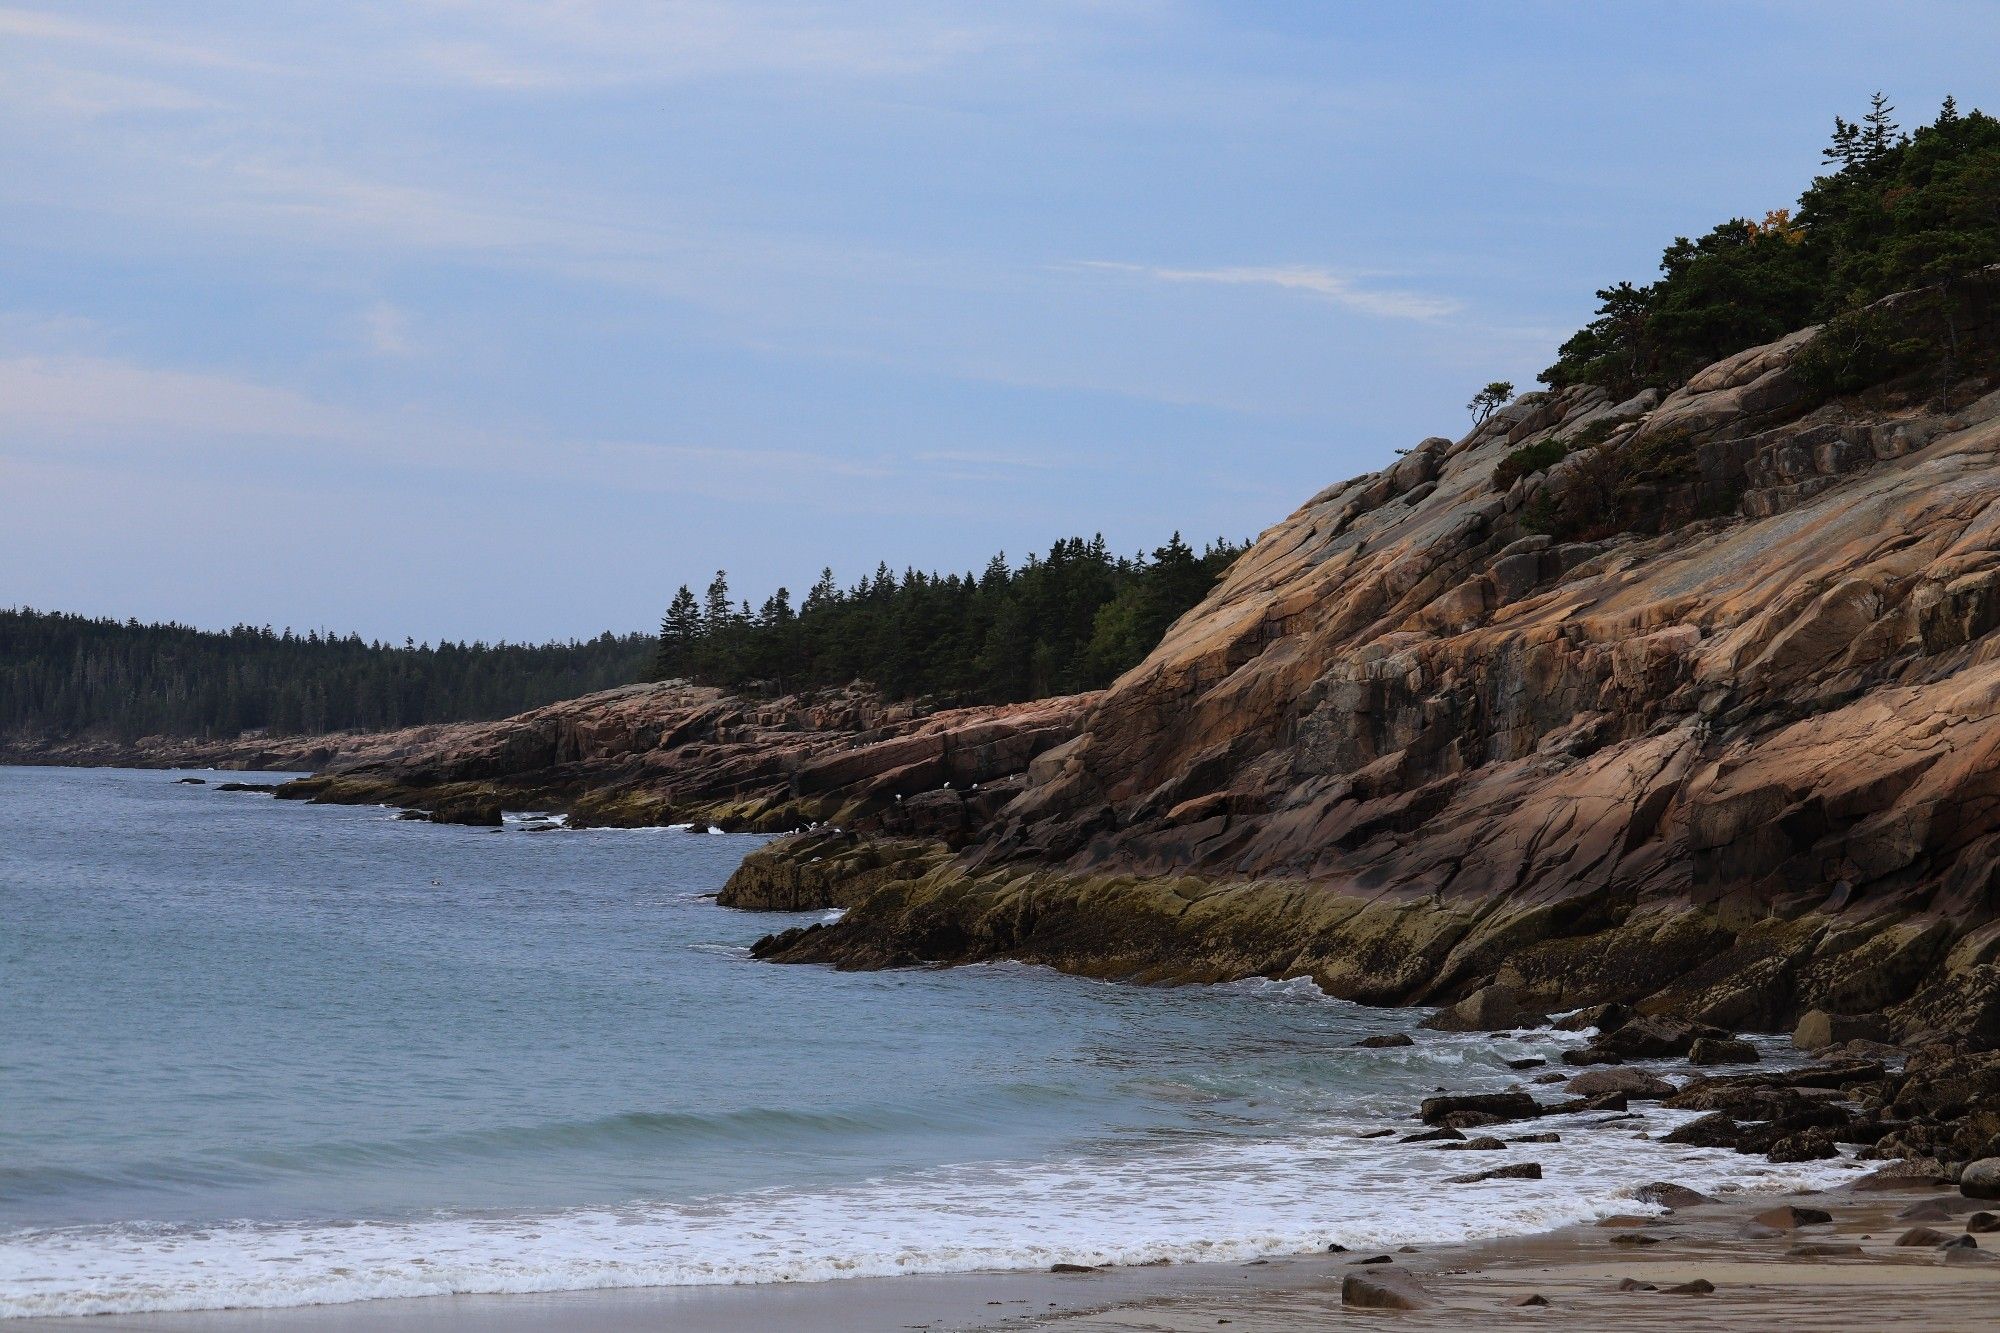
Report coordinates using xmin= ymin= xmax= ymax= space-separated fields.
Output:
xmin=763 ymin=317 xmax=2000 ymax=1039
xmin=275 ymin=682 xmax=1098 ymax=843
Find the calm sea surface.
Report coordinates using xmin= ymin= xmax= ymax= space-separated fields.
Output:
xmin=0 ymin=765 xmax=1856 ymax=1317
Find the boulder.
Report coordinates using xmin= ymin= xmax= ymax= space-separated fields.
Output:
xmin=1793 ymin=1010 xmax=1890 ymax=1051
xmin=1546 ymin=1091 xmax=1629 ymax=1115
xmin=1595 ymin=1015 xmax=1727 ymax=1060
xmin=1688 ymin=1036 xmax=1761 ymax=1066
xmin=1663 ymin=1112 xmax=1742 ymax=1148
xmin=1418 ymin=1091 xmax=1540 ymax=1126
xmin=428 ymin=797 xmax=503 ymax=826
xmin=1634 ymin=1182 xmax=1716 ymax=1209
xmin=1944 ymin=1244 xmax=1999 ymax=1265
xmin=1563 ymin=1068 xmax=1676 ymax=1099
xmin=1341 ymin=1270 xmax=1434 ymax=1311
xmin=1449 ymin=1162 xmax=1542 ymax=1184
xmin=1895 ymin=1226 xmax=1950 ymax=1246
xmin=1751 ymin=1205 xmax=1833 ymax=1230
xmin=1895 ymin=1199 xmax=1954 ymax=1221
xmin=1419 ymin=985 xmax=1548 ymax=1033
xmin=1356 ymin=1032 xmax=1414 ymax=1048
xmin=1435 ymin=1135 xmax=1506 ymax=1151
xmin=1769 ymin=1128 xmax=1841 ymax=1162
xmin=1554 ymin=1003 xmax=1631 ymax=1034
xmin=1562 ymin=1047 xmax=1625 ymax=1067
xmin=1961 ymin=1159 xmax=2000 ymax=1199
xmin=1401 ymin=1127 xmax=1464 ymax=1144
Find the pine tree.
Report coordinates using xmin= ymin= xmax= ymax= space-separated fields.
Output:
xmin=655 ymin=585 xmax=702 ymax=680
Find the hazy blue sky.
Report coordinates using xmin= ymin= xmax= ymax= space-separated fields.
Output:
xmin=3 ymin=2 xmax=1994 ymax=642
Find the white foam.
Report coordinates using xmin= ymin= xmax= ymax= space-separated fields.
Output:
xmin=0 ymin=1108 xmax=1862 ymax=1319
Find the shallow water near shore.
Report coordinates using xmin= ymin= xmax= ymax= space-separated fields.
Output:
xmin=0 ymin=766 xmax=1862 ymax=1319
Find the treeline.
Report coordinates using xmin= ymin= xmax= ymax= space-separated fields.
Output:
xmin=0 ymin=609 xmax=656 ymax=742
xmin=1544 ymin=95 xmax=2000 ymax=397
xmin=653 ymin=533 xmax=1243 ymax=704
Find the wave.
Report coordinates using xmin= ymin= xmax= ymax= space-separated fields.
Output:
xmin=0 ymin=1086 xmax=1098 ymax=1204
xmin=0 ymin=1108 xmax=1865 ymax=1319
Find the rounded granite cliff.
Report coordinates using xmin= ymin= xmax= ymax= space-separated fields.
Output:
xmin=284 ymin=287 xmax=2000 ymax=1054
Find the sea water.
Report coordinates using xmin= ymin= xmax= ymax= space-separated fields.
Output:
xmin=0 ymin=765 xmax=1860 ymax=1318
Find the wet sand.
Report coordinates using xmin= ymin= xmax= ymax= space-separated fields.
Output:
xmin=27 ymin=1178 xmax=2000 ymax=1332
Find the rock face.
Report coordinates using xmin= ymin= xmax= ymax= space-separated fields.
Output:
xmin=274 ymin=682 xmax=1098 ymax=841
xmin=758 ymin=322 xmax=2000 ymax=1044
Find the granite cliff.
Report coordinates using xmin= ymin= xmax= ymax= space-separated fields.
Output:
xmin=752 ymin=286 xmax=2000 ymax=1045
xmin=275 ymin=682 xmax=1095 ymax=841
xmin=275 ymin=283 xmax=2000 ymax=1044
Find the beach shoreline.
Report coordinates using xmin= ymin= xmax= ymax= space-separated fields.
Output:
xmin=19 ymin=1176 xmax=1995 ymax=1331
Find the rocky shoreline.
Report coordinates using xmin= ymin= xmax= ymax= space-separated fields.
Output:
xmin=243 ymin=299 xmax=2000 ymax=1194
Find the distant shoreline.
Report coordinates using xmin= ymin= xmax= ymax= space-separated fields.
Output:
xmin=0 ymin=729 xmax=413 ymax=773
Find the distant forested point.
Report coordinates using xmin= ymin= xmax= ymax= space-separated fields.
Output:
xmin=1543 ymin=94 xmax=2000 ymax=398
xmin=653 ymin=532 xmax=1245 ymax=705
xmin=0 ymin=610 xmax=656 ymax=742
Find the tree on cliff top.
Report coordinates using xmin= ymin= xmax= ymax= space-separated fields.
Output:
xmin=1543 ymin=95 xmax=2000 ymax=397
xmin=651 ymin=532 xmax=1243 ymax=707
xmin=1467 ymin=381 xmax=1514 ymax=425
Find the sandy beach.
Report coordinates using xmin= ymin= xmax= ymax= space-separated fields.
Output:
xmin=24 ymin=1176 xmax=1998 ymax=1332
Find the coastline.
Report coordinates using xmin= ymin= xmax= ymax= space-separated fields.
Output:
xmin=20 ymin=1177 xmax=1994 ymax=1331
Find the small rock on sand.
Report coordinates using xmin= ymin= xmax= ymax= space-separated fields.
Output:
xmin=1789 ymin=1243 xmax=1865 ymax=1257
xmin=1663 ymin=1278 xmax=1715 ymax=1295
xmin=1968 ymin=1211 xmax=2000 ymax=1233
xmin=1897 ymin=1199 xmax=1954 ymax=1221
xmin=1342 ymin=1271 xmax=1434 ymax=1311
xmin=1944 ymin=1244 xmax=1998 ymax=1265
xmin=1616 ymin=1278 xmax=1657 ymax=1291
xmin=1510 ymin=1293 xmax=1550 ymax=1307
xmin=1609 ymin=1232 xmax=1662 ymax=1246
xmin=1751 ymin=1205 xmax=1833 ymax=1230
xmin=1049 ymin=1263 xmax=1096 ymax=1273
xmin=1895 ymin=1226 xmax=1949 ymax=1246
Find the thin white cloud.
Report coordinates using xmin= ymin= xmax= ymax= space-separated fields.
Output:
xmin=395 ymin=1 xmax=1029 ymax=90
xmin=361 ymin=302 xmax=417 ymax=356
xmin=1074 ymin=260 xmax=1461 ymax=321
xmin=0 ymin=354 xmax=362 ymax=443
xmin=0 ymin=7 xmax=267 ymax=71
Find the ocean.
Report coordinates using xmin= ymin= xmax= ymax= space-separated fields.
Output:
xmin=0 ymin=765 xmax=1859 ymax=1318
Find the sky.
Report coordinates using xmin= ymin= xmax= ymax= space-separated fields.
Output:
xmin=2 ymin=2 xmax=1995 ymax=643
